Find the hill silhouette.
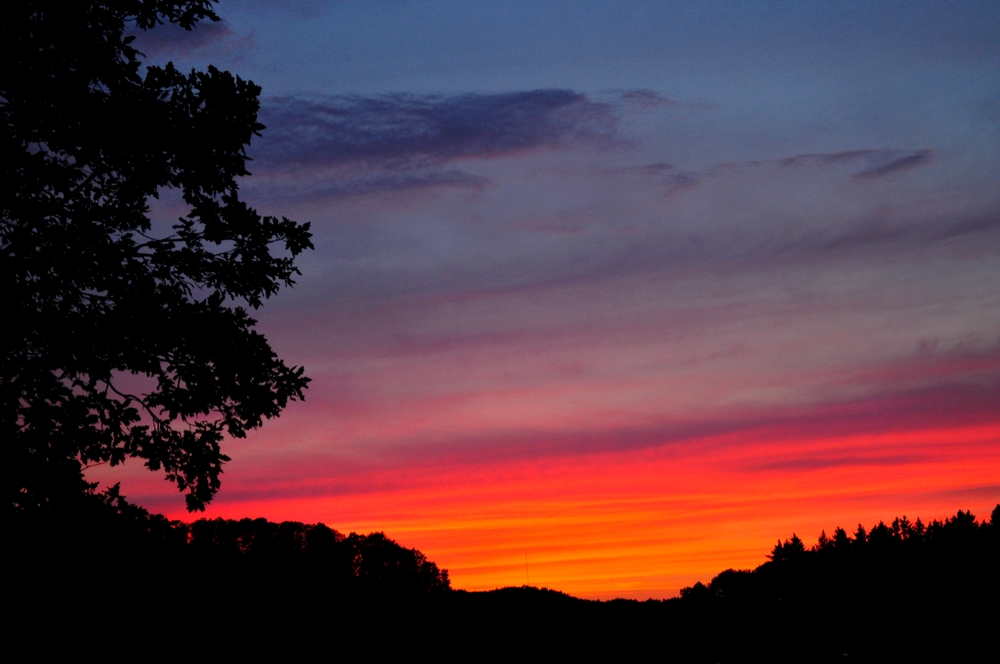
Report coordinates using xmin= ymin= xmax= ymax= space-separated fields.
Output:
xmin=442 ymin=506 xmax=998 ymax=659
xmin=11 ymin=498 xmax=997 ymax=660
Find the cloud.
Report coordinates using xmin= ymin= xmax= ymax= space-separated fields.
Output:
xmin=244 ymin=90 xmax=618 ymax=201
xmin=853 ymin=150 xmax=933 ymax=179
xmin=927 ymin=484 xmax=1000 ymax=501
xmin=613 ymin=162 xmax=675 ymax=175
xmin=617 ymin=89 xmax=676 ymax=109
xmin=747 ymin=452 xmax=930 ymax=472
xmin=595 ymin=147 xmax=991 ymax=268
xmin=129 ymin=19 xmax=248 ymax=58
xmin=253 ymin=90 xmax=617 ymax=173
xmin=241 ymin=0 xmax=326 ymax=16
xmin=614 ymin=89 xmax=714 ymax=111
xmin=255 ymin=137 xmax=997 ymax=313
xmin=253 ymin=169 xmax=491 ymax=202
xmin=794 ymin=214 xmax=1000 ymax=256
xmin=768 ymin=149 xmax=932 ymax=178
xmin=615 ymin=150 xmax=937 ymax=207
xmin=164 ymin=375 xmax=1000 ymax=504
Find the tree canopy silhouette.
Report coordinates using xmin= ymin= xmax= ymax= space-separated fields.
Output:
xmin=3 ymin=0 xmax=313 ymax=512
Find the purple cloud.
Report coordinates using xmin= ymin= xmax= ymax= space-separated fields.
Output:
xmin=242 ymin=0 xmax=325 ymax=16
xmin=617 ymin=89 xmax=676 ymax=109
xmin=853 ymin=150 xmax=933 ymax=179
xmin=158 ymin=375 xmax=1000 ymax=505
xmin=251 ymin=169 xmax=491 ymax=203
xmin=254 ymin=90 xmax=618 ymax=171
xmin=129 ymin=19 xmax=245 ymax=58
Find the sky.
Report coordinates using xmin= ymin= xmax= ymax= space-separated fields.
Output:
xmin=94 ymin=0 xmax=999 ymax=599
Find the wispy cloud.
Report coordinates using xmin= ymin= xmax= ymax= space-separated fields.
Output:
xmin=130 ymin=19 xmax=249 ymax=58
xmin=618 ymin=149 xmax=936 ymax=197
xmin=251 ymin=169 xmax=491 ymax=202
xmin=247 ymin=90 xmax=617 ymax=199
xmin=853 ymin=150 xmax=933 ymax=179
xmin=617 ymin=89 xmax=676 ymax=109
xmin=149 ymin=375 xmax=1000 ymax=503
xmin=256 ymin=90 xmax=618 ymax=170
xmin=242 ymin=0 xmax=326 ymax=16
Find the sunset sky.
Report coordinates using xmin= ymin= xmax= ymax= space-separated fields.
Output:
xmin=92 ymin=0 xmax=1000 ymax=599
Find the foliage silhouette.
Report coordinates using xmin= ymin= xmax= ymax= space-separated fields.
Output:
xmin=3 ymin=0 xmax=312 ymax=513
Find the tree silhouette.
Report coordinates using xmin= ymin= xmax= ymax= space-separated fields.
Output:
xmin=3 ymin=1 xmax=313 ymax=512
xmin=831 ymin=526 xmax=850 ymax=549
xmin=767 ymin=532 xmax=806 ymax=562
xmin=675 ymin=506 xmax=999 ymax=659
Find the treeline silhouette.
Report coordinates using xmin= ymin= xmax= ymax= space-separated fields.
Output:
xmin=682 ymin=508 xmax=995 ymax=605
xmin=660 ymin=506 xmax=999 ymax=660
xmin=12 ymin=498 xmax=997 ymax=660
xmin=13 ymin=486 xmax=449 ymax=600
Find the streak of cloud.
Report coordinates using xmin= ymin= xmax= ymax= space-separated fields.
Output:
xmin=242 ymin=0 xmax=325 ymax=16
xmin=255 ymin=90 xmax=618 ymax=170
xmin=853 ymin=150 xmax=933 ymax=179
xmin=129 ymin=18 xmax=248 ymax=58
xmin=245 ymin=90 xmax=617 ymax=199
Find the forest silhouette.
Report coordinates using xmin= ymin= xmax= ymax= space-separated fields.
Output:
xmin=13 ymin=496 xmax=998 ymax=660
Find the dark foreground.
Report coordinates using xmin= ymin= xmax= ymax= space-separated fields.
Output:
xmin=11 ymin=498 xmax=998 ymax=661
